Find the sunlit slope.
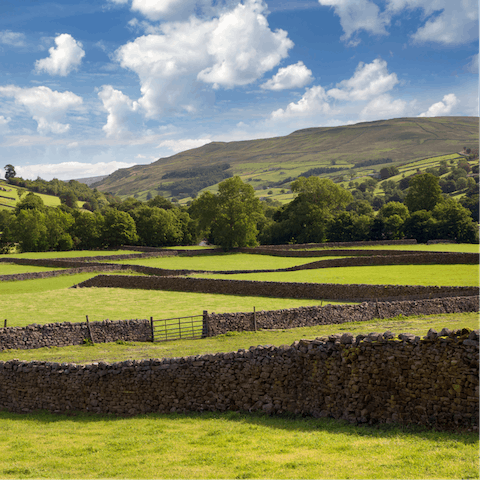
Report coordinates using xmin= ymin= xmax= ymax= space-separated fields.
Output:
xmin=93 ymin=116 xmax=479 ymax=196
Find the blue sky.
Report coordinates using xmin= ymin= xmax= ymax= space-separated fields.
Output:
xmin=0 ymin=0 xmax=478 ymax=180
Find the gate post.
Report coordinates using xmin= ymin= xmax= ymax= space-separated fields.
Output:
xmin=150 ymin=316 xmax=154 ymax=342
xmin=202 ymin=310 xmax=209 ymax=337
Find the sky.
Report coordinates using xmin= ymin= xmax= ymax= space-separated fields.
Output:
xmin=0 ymin=0 xmax=478 ymax=181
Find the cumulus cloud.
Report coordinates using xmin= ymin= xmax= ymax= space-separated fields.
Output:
xmin=35 ymin=34 xmax=85 ymax=76
xmin=15 ymin=161 xmax=138 ymax=181
xmin=418 ymin=93 xmax=458 ymax=117
xmin=0 ymin=85 xmax=83 ymax=134
xmin=327 ymin=58 xmax=398 ymax=101
xmin=157 ymin=137 xmax=212 ymax=153
xmin=271 ymin=85 xmax=332 ymax=120
xmin=360 ymin=93 xmax=407 ymax=119
xmin=0 ymin=30 xmax=26 ymax=47
xmin=261 ymin=61 xmax=313 ymax=90
xmin=318 ymin=0 xmax=389 ymax=44
xmin=465 ymin=53 xmax=479 ymax=74
xmin=98 ymin=85 xmax=139 ymax=137
xmin=319 ymin=0 xmax=478 ymax=45
xmin=115 ymin=0 xmax=293 ymax=117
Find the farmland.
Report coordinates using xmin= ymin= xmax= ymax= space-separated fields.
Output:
xmin=0 ymin=242 xmax=478 ymax=479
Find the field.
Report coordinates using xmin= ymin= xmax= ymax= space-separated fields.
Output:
xmin=0 ymin=243 xmax=478 ymax=479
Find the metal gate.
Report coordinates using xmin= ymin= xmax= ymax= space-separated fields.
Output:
xmin=151 ymin=314 xmax=205 ymax=342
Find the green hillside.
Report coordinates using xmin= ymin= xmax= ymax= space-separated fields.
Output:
xmin=93 ymin=116 xmax=479 ymax=199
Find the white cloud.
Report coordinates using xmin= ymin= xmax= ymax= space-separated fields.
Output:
xmin=327 ymin=58 xmax=398 ymax=101
xmin=98 ymin=85 xmax=139 ymax=137
xmin=261 ymin=61 xmax=313 ymax=90
xmin=115 ymin=0 xmax=293 ymax=117
xmin=0 ymin=30 xmax=26 ymax=47
xmin=465 ymin=53 xmax=479 ymax=74
xmin=131 ymin=0 xmax=202 ymax=21
xmin=360 ymin=93 xmax=407 ymax=119
xmin=418 ymin=93 xmax=458 ymax=117
xmin=35 ymin=34 xmax=85 ymax=76
xmin=318 ymin=0 xmax=389 ymax=44
xmin=387 ymin=0 xmax=479 ymax=45
xmin=15 ymin=161 xmax=138 ymax=181
xmin=157 ymin=137 xmax=212 ymax=153
xmin=271 ymin=85 xmax=332 ymax=120
xmin=319 ymin=0 xmax=478 ymax=45
xmin=0 ymin=115 xmax=11 ymax=132
xmin=0 ymin=85 xmax=83 ymax=134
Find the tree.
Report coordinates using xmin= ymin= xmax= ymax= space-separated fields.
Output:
xmin=190 ymin=176 xmax=264 ymax=250
xmin=432 ymin=199 xmax=478 ymax=243
xmin=15 ymin=192 xmax=45 ymax=214
xmin=102 ymin=209 xmax=138 ymax=246
xmin=404 ymin=173 xmax=443 ymax=212
xmin=4 ymin=164 xmax=15 ymax=180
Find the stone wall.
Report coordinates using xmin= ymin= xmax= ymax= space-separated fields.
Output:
xmin=2 ymin=297 xmax=477 ymax=351
xmin=205 ymin=296 xmax=480 ymax=335
xmin=0 ymin=319 xmax=151 ymax=350
xmin=76 ymin=274 xmax=479 ymax=302
xmin=0 ymin=328 xmax=477 ymax=430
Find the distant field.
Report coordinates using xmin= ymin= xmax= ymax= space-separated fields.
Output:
xmin=0 ymin=183 xmax=60 ymax=209
xmin=0 ymin=273 xmax=350 ymax=328
xmin=1 ymin=249 xmax=143 ymax=259
xmin=302 ymin=243 xmax=479 ymax=253
xmin=0 ymin=264 xmax=65 ymax=275
xmin=197 ymin=264 xmax=479 ymax=287
xmin=109 ymin=253 xmax=348 ymax=271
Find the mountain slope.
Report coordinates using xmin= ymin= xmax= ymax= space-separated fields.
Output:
xmin=93 ymin=116 xmax=479 ymax=197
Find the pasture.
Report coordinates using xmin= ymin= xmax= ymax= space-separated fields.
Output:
xmin=0 ymin=243 xmax=478 ymax=479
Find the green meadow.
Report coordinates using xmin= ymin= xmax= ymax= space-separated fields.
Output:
xmin=0 ymin=409 xmax=477 ymax=480
xmin=108 ymin=253 xmax=347 ymax=270
xmin=0 ymin=244 xmax=478 ymax=479
xmin=197 ymin=264 xmax=479 ymax=287
xmin=0 ymin=264 xmax=66 ymax=275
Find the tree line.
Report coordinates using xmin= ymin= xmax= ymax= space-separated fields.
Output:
xmin=0 ymin=163 xmax=478 ymax=252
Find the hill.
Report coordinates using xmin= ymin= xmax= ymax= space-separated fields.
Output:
xmin=92 ymin=116 xmax=479 ymax=199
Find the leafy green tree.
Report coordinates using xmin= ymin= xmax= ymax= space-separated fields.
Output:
xmin=15 ymin=192 xmax=45 ymax=213
xmin=10 ymin=209 xmax=49 ymax=252
xmin=404 ymin=210 xmax=438 ymax=243
xmin=102 ymin=209 xmax=138 ymax=247
xmin=4 ymin=164 xmax=15 ymax=180
xmin=404 ymin=173 xmax=443 ymax=212
xmin=432 ymin=199 xmax=478 ymax=243
xmin=190 ymin=176 xmax=263 ymax=250
xmin=70 ymin=211 xmax=104 ymax=249
xmin=59 ymin=191 xmax=79 ymax=209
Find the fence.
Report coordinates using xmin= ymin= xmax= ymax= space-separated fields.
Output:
xmin=150 ymin=312 xmax=207 ymax=342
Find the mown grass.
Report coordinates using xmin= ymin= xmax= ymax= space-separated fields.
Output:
xmin=109 ymin=253 xmax=347 ymax=270
xmin=0 ymin=409 xmax=477 ymax=479
xmin=0 ymin=312 xmax=477 ymax=364
xmin=197 ymin=264 xmax=479 ymax=287
xmin=0 ymin=274 xmax=351 ymax=328
xmin=0 ymin=263 xmax=66 ymax=275
xmin=302 ymin=243 xmax=479 ymax=253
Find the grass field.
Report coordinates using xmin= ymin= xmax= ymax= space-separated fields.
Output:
xmin=302 ymin=243 xmax=479 ymax=253
xmin=0 ymin=409 xmax=477 ymax=480
xmin=0 ymin=264 xmax=66 ymax=275
xmin=0 ymin=273 xmax=352 ymax=328
xmin=109 ymin=253 xmax=348 ymax=270
xmin=1 ymin=249 xmax=143 ymax=259
xmin=197 ymin=264 xmax=479 ymax=287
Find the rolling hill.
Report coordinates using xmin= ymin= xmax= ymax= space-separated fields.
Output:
xmin=92 ymin=116 xmax=479 ymax=199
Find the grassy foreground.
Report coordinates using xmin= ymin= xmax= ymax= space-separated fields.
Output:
xmin=0 ymin=409 xmax=477 ymax=479
xmin=1 ymin=312 xmax=477 ymax=364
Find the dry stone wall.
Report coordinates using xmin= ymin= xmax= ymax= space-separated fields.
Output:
xmin=0 ymin=319 xmax=151 ymax=350
xmin=76 ymin=274 xmax=479 ymax=302
xmin=0 ymin=328 xmax=477 ymax=430
xmin=205 ymin=296 xmax=480 ymax=335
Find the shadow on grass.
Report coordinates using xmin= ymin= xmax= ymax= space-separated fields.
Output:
xmin=1 ymin=408 xmax=477 ymax=446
